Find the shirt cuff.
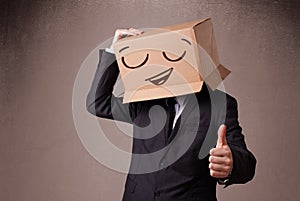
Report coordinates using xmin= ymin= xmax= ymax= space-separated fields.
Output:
xmin=217 ymin=165 xmax=233 ymax=187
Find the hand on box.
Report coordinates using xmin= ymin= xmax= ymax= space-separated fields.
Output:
xmin=106 ymin=28 xmax=143 ymax=54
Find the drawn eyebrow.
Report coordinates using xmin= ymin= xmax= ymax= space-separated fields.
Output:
xmin=181 ymin=38 xmax=191 ymax=45
xmin=119 ymin=46 xmax=130 ymax=53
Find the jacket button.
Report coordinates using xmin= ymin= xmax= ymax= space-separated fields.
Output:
xmin=154 ymin=191 xmax=160 ymax=197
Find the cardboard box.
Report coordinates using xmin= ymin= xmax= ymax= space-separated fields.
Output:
xmin=112 ymin=18 xmax=230 ymax=103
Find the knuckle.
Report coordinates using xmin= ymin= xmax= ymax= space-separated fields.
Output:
xmin=224 ymin=159 xmax=231 ymax=165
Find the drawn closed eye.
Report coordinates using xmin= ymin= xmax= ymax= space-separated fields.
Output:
xmin=121 ymin=54 xmax=149 ymax=69
xmin=162 ymin=50 xmax=186 ymax=62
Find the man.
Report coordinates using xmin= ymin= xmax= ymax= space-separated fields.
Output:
xmin=86 ymin=28 xmax=256 ymax=201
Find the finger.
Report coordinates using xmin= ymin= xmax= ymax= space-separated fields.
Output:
xmin=119 ymin=30 xmax=143 ymax=40
xmin=210 ymin=170 xmax=228 ymax=178
xmin=119 ymin=34 xmax=132 ymax=39
xmin=118 ymin=30 xmax=139 ymax=39
xmin=210 ymin=165 xmax=231 ymax=175
xmin=209 ymin=156 xmax=232 ymax=166
xmin=216 ymin=124 xmax=227 ymax=148
xmin=111 ymin=28 xmax=143 ymax=49
xmin=114 ymin=29 xmax=139 ymax=41
xmin=210 ymin=147 xmax=231 ymax=157
xmin=112 ymin=29 xmax=128 ymax=44
xmin=120 ymin=28 xmax=143 ymax=36
xmin=209 ymin=163 xmax=231 ymax=172
xmin=128 ymin=28 xmax=144 ymax=34
xmin=122 ymin=29 xmax=139 ymax=35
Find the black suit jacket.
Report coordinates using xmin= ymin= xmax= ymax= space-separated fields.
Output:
xmin=86 ymin=50 xmax=256 ymax=201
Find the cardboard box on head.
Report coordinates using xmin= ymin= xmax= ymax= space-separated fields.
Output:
xmin=112 ymin=18 xmax=230 ymax=103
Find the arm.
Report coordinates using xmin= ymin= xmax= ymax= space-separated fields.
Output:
xmin=86 ymin=49 xmax=132 ymax=122
xmin=86 ymin=28 xmax=143 ymax=122
xmin=223 ymin=95 xmax=256 ymax=186
xmin=209 ymin=95 xmax=256 ymax=187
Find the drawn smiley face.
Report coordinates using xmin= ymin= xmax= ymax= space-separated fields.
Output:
xmin=119 ymin=38 xmax=192 ymax=85
xmin=118 ymin=38 xmax=192 ymax=86
xmin=112 ymin=29 xmax=203 ymax=103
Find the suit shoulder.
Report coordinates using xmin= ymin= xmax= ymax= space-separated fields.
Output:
xmin=225 ymin=92 xmax=238 ymax=106
xmin=210 ymin=88 xmax=238 ymax=107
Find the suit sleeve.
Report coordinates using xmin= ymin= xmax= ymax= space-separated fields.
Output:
xmin=223 ymin=95 xmax=256 ymax=187
xmin=86 ymin=49 xmax=133 ymax=123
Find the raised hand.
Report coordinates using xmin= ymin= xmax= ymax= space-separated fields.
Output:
xmin=209 ymin=124 xmax=233 ymax=178
xmin=111 ymin=28 xmax=143 ymax=46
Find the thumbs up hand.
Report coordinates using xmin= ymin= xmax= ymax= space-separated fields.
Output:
xmin=209 ymin=124 xmax=233 ymax=178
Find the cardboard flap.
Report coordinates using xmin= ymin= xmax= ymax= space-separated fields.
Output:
xmin=204 ymin=64 xmax=231 ymax=90
xmin=163 ymin=18 xmax=210 ymax=31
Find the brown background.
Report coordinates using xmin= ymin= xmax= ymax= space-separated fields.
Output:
xmin=1 ymin=0 xmax=299 ymax=201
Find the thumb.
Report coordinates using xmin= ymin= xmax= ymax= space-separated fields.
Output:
xmin=216 ymin=124 xmax=227 ymax=148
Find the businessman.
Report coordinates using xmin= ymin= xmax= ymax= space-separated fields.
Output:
xmin=86 ymin=28 xmax=256 ymax=201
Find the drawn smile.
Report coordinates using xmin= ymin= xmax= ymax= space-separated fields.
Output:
xmin=145 ymin=68 xmax=174 ymax=85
